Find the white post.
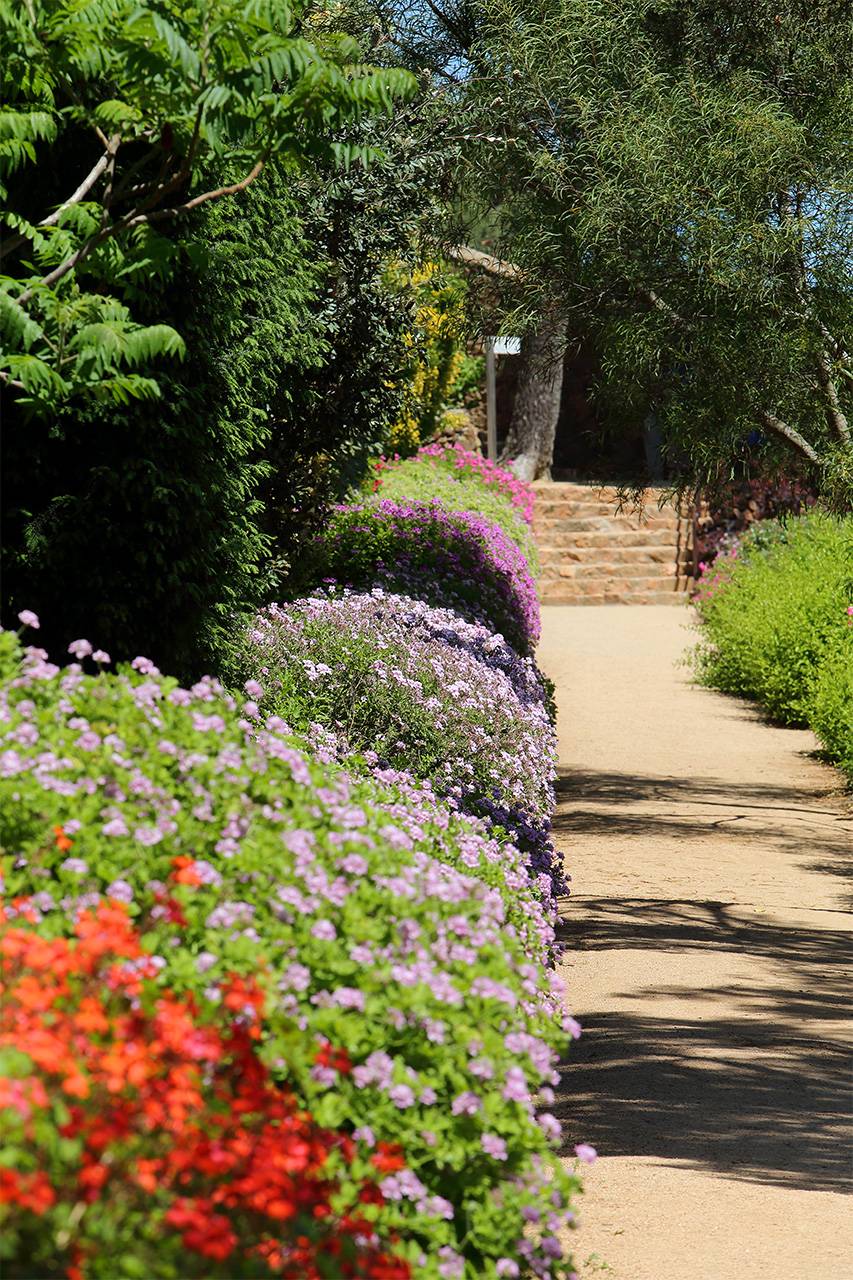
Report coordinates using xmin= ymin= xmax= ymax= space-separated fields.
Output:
xmin=485 ymin=337 xmax=497 ymax=462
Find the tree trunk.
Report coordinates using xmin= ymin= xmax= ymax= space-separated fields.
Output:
xmin=500 ymin=304 xmax=567 ymax=481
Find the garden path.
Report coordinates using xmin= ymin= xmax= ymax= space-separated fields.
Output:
xmin=538 ymin=605 xmax=852 ymax=1280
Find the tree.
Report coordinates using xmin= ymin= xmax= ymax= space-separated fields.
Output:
xmin=385 ymin=0 xmax=853 ymax=496
xmin=0 ymin=0 xmax=413 ymax=410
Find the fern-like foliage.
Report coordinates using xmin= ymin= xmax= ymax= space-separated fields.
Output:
xmin=0 ymin=0 xmax=415 ymax=410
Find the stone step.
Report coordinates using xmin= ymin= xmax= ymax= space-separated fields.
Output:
xmin=533 ymin=515 xmax=684 ymax=535
xmin=535 ymin=527 xmax=681 ymax=547
xmin=538 ymin=585 xmax=690 ymax=605
xmin=533 ymin=502 xmax=684 ymax=521
xmin=537 ymin=544 xmax=691 ymax=566
xmin=540 ymin=570 xmax=686 ymax=588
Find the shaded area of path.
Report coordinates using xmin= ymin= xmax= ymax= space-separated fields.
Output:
xmin=537 ymin=606 xmax=852 ymax=1280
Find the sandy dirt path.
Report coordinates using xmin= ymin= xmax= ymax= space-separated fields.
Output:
xmin=537 ymin=605 xmax=852 ymax=1280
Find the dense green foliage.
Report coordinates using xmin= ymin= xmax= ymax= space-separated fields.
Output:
xmin=694 ymin=513 xmax=853 ymax=777
xmin=0 ymin=0 xmax=413 ymax=409
xmin=1 ymin=116 xmax=445 ymax=677
xmin=389 ymin=0 xmax=853 ymax=493
xmin=2 ymin=166 xmax=326 ymax=678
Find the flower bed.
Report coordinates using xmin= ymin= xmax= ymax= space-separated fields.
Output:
xmin=693 ymin=512 xmax=853 ymax=778
xmin=0 ymin=633 xmax=580 ymax=1277
xmin=1 ymin=901 xmax=405 ymax=1280
xmin=233 ymin=588 xmax=564 ymax=898
xmin=314 ymin=499 xmax=540 ymax=653
xmin=402 ymin=444 xmax=536 ymax=527
xmin=372 ymin=450 xmax=538 ymax=566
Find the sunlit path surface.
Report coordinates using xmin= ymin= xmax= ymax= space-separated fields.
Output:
xmin=539 ymin=605 xmax=852 ymax=1280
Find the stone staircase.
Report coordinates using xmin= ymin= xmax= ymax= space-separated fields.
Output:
xmin=533 ymin=481 xmax=694 ymax=604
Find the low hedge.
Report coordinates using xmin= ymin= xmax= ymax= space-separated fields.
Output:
xmin=232 ymin=588 xmax=563 ymax=898
xmin=314 ymin=499 xmax=540 ymax=653
xmin=694 ymin=512 xmax=853 ymax=777
xmin=0 ymin=631 xmax=580 ymax=1279
xmin=373 ymin=450 xmax=538 ymax=569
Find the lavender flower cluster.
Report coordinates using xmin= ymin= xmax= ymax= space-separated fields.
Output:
xmin=238 ymin=588 xmax=565 ymax=900
xmin=315 ymin=498 xmax=541 ymax=652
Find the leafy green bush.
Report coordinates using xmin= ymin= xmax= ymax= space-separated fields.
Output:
xmin=0 ymin=628 xmax=580 ymax=1278
xmin=694 ymin=512 xmax=853 ymax=772
xmin=811 ymin=635 xmax=853 ymax=779
xmin=372 ymin=455 xmax=538 ymax=568
xmin=0 ymin=0 xmax=412 ymax=410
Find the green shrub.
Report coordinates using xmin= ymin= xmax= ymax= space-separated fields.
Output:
xmin=811 ymin=635 xmax=853 ymax=780
xmin=694 ymin=512 xmax=853 ymax=726
xmin=0 ymin=629 xmax=580 ymax=1277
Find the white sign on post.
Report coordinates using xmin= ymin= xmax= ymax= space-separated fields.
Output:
xmin=485 ymin=337 xmax=522 ymax=461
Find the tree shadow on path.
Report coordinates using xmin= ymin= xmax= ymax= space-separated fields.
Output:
xmin=555 ymin=896 xmax=852 ymax=1193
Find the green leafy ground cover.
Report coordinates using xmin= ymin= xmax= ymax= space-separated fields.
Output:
xmin=694 ymin=512 xmax=853 ymax=779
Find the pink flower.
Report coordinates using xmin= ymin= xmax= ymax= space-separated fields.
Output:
xmin=574 ymin=1142 xmax=598 ymax=1164
xmin=17 ymin=610 xmax=39 ymax=630
xmin=67 ymin=639 xmax=92 ymax=659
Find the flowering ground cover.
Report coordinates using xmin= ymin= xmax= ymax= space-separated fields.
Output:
xmin=233 ymin=588 xmax=565 ymax=899
xmin=0 ymin=623 xmax=580 ymax=1277
xmin=372 ymin=449 xmax=538 ymax=567
xmin=1 ymin=901 xmax=406 ymax=1280
xmin=693 ymin=512 xmax=853 ymax=780
xmin=315 ymin=499 xmax=540 ymax=652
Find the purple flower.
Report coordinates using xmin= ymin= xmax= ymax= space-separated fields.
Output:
xmin=481 ymin=1133 xmax=508 ymax=1160
xmin=92 ymin=650 xmax=111 ymax=665
xmin=17 ymin=610 xmax=39 ymax=630
xmin=67 ymin=639 xmax=92 ymax=659
xmin=496 ymin=1262 xmax=520 ymax=1278
xmin=388 ymin=1084 xmax=415 ymax=1109
xmin=106 ymin=880 xmax=133 ymax=903
xmin=538 ymin=1113 xmax=562 ymax=1142
xmin=310 ymin=919 xmax=336 ymax=941
xmin=196 ymin=952 xmax=217 ymax=973
xmin=131 ymin=656 xmax=159 ymax=675
xmin=353 ymin=1126 xmax=375 ymax=1147
xmin=331 ymin=986 xmax=365 ymax=1011
xmin=61 ymin=858 xmax=88 ymax=875
xmin=574 ymin=1142 xmax=597 ymax=1164
xmin=451 ymin=1091 xmax=481 ymax=1116
xmin=102 ymin=817 xmax=128 ymax=838
xmin=244 ymin=678 xmax=264 ymax=699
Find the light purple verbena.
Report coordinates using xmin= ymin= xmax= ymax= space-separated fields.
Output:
xmin=238 ymin=588 xmax=565 ymax=899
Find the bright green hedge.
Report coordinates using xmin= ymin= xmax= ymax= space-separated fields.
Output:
xmin=694 ymin=512 xmax=853 ymax=778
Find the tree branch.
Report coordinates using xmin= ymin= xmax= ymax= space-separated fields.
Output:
xmin=757 ymin=410 xmax=820 ymax=465
xmin=16 ymin=159 xmax=265 ymax=306
xmin=638 ymin=287 xmax=694 ymax=332
xmin=815 ymin=349 xmax=850 ymax=443
xmin=0 ymin=137 xmax=120 ymax=261
xmin=136 ymin=159 xmax=266 ymax=222
xmin=448 ymin=243 xmax=524 ymax=280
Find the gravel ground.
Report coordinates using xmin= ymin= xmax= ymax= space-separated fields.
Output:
xmin=537 ymin=604 xmax=852 ymax=1280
